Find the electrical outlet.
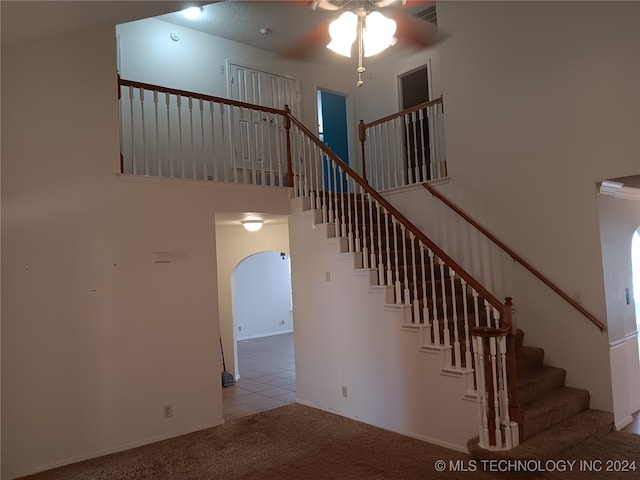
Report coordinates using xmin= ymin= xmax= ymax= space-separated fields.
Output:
xmin=219 ymin=64 xmax=225 ymax=75
xmin=341 ymin=386 xmax=348 ymax=398
xmin=238 ymin=326 xmax=242 ymax=332
xmin=279 ymin=320 xmax=285 ymax=326
xmin=164 ymin=405 xmax=173 ymax=419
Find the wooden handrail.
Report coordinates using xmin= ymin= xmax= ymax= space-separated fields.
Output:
xmin=118 ymin=78 xmax=288 ymax=118
xmin=288 ymin=114 xmax=504 ymax=311
xmin=361 ymin=96 xmax=444 ymax=130
xmin=422 ymin=182 xmax=606 ymax=332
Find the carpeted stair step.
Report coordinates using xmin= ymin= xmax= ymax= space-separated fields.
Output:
xmin=516 ymin=346 xmax=545 ymax=374
xmin=517 ymin=366 xmax=566 ymax=406
xmin=521 ymin=386 xmax=590 ymax=440
xmin=468 ymin=409 xmax=614 ymax=460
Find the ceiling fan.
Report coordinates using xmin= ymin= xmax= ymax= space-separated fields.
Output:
xmin=291 ymin=0 xmax=439 ymax=86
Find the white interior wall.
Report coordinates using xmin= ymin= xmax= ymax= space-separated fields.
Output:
xmin=368 ymin=1 xmax=640 ymax=414
xmin=233 ymin=251 xmax=292 ymax=341
xmin=116 ymin=17 xmax=362 ymax=173
xmin=1 ymin=24 xmax=291 ymax=479
xmin=289 ymin=198 xmax=478 ymax=451
xmin=215 ymin=223 xmax=290 ymax=378
xmin=353 ymin=43 xmax=441 ymax=123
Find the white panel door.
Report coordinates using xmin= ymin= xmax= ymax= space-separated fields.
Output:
xmin=229 ymin=65 xmax=300 ymax=185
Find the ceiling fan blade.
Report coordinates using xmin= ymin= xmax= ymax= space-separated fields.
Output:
xmin=389 ymin=8 xmax=441 ymax=50
xmin=280 ymin=17 xmax=333 ymax=60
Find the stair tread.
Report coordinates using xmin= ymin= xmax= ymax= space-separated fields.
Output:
xmin=521 ymin=387 xmax=590 ymax=439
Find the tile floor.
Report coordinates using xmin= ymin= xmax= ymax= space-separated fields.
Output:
xmin=222 ymin=332 xmax=296 ymax=421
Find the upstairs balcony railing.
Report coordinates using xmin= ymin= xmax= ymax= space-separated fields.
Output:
xmin=119 ymin=78 xmax=291 ymax=187
xmin=118 ymin=77 xmax=518 ymax=450
xmin=359 ymin=96 xmax=447 ymax=190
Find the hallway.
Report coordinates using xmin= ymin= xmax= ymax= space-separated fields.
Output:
xmin=222 ymin=333 xmax=296 ymax=421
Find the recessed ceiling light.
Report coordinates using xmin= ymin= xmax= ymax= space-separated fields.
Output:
xmin=182 ymin=6 xmax=203 ymax=19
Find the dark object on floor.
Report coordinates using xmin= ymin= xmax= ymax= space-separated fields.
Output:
xmin=220 ymin=336 xmax=235 ymax=387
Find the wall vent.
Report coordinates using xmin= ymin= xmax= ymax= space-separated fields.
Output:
xmin=414 ymin=4 xmax=437 ymax=26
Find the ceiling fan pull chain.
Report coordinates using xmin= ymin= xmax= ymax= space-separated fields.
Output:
xmin=356 ymin=11 xmax=365 ymax=87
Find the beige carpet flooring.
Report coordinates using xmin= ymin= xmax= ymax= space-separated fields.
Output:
xmin=20 ymin=403 xmax=640 ymax=480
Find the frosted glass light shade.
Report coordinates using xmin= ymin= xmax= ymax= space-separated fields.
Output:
xmin=327 ymin=11 xmax=358 ymax=57
xmin=182 ymin=7 xmax=203 ymax=19
xmin=363 ymin=11 xmax=397 ymax=57
xmin=242 ymin=220 xmax=264 ymax=232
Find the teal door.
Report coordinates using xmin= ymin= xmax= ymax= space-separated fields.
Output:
xmin=318 ymin=89 xmax=349 ymax=192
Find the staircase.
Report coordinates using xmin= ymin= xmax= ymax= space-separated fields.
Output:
xmin=116 ymin=79 xmax=613 ymax=453
xmin=469 ymin=328 xmax=613 ymax=459
xmin=290 ymin=184 xmax=613 ymax=454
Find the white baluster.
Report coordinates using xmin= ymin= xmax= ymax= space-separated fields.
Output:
xmin=439 ymin=258 xmax=450 ymax=350
xmin=188 ymin=97 xmax=196 ymax=179
xmin=489 ymin=336 xmax=502 ymax=449
xmin=220 ymin=104 xmax=230 ymax=183
xmin=410 ymin=233 xmax=420 ymax=322
xmin=368 ymin=195 xmax=377 ymax=273
xmin=314 ymin=144 xmax=322 ymax=214
xmin=376 ymin=202 xmax=385 ymax=286
xmin=420 ymin=244 xmax=430 ymax=327
xmin=403 ymin=113 xmax=411 ymax=185
xmin=384 ymin=211 xmax=393 ymax=287
xmin=428 ymin=249 xmax=440 ymax=344
xmin=449 ymin=268 xmax=461 ymax=367
xmin=153 ymin=91 xmax=160 ymax=177
xmin=337 ymin=165 xmax=344 ymax=236
xmin=166 ymin=93 xmax=173 ymax=178
xmin=411 ymin=111 xmax=419 ymax=184
xmin=199 ymin=99 xmax=207 ymax=181
xmin=209 ymin=101 xmax=218 ymax=182
xmin=461 ymin=279 xmax=472 ymax=369
xmin=139 ymin=88 xmax=148 ymax=176
xmin=419 ymin=108 xmax=427 ymax=182
xmin=392 ymin=218 xmax=402 ymax=302
xmin=360 ymin=186 xmax=368 ymax=267
xmin=400 ymin=225 xmax=411 ymax=306
xmin=176 ymin=95 xmax=185 ymax=179
xmin=472 ymin=288 xmax=480 ymax=328
xmin=352 ymin=179 xmax=360 ymax=254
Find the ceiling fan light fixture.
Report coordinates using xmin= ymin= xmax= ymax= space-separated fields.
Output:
xmin=327 ymin=11 xmax=358 ymax=57
xmin=363 ymin=11 xmax=397 ymax=57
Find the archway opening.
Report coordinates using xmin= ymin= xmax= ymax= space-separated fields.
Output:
xmin=633 ymin=228 xmax=640 ymax=325
xmin=224 ymin=251 xmax=295 ymax=420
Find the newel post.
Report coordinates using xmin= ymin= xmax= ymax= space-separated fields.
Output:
xmin=503 ymin=297 xmax=523 ymax=442
xmin=359 ymin=120 xmax=367 ymax=183
xmin=284 ymin=105 xmax=294 ymax=188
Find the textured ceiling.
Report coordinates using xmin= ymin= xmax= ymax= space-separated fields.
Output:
xmin=156 ymin=1 xmax=333 ymax=58
xmin=0 ymin=1 xmax=209 ymax=46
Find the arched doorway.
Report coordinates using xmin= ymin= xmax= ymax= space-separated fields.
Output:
xmin=632 ymin=228 xmax=640 ymax=325
xmin=224 ymin=251 xmax=295 ymax=420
